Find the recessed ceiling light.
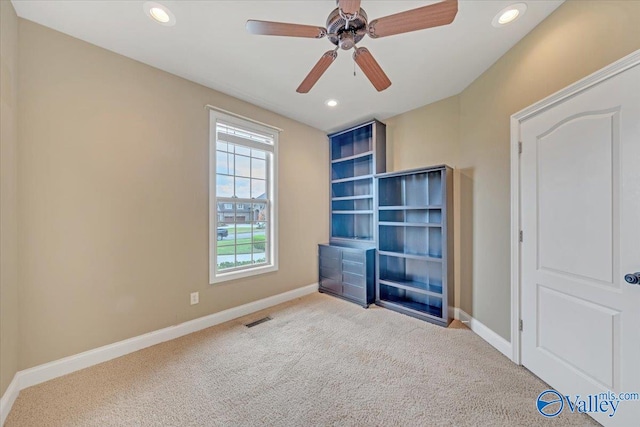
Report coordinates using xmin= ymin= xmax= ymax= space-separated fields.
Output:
xmin=326 ymin=99 xmax=338 ymax=107
xmin=143 ymin=2 xmax=176 ymax=26
xmin=499 ymin=9 xmax=519 ymax=24
xmin=150 ymin=7 xmax=170 ymax=23
xmin=492 ymin=3 xmax=527 ymax=28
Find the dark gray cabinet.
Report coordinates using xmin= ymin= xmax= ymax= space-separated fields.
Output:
xmin=375 ymin=165 xmax=454 ymax=326
xmin=318 ymin=244 xmax=375 ymax=307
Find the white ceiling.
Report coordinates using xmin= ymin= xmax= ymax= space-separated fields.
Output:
xmin=12 ymin=0 xmax=563 ymax=132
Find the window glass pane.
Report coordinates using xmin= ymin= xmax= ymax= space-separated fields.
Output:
xmin=216 ymin=151 xmax=233 ymax=176
xmin=235 ymin=177 xmax=251 ymax=199
xmin=217 ymin=224 xmax=235 ymax=246
xmin=252 ymin=227 xmax=266 ymax=243
xmin=255 ymin=221 xmax=268 ymax=234
xmin=235 ymin=154 xmax=251 ymax=178
xmin=228 ymin=224 xmax=238 ymax=241
xmin=216 ymin=141 xmax=229 ymax=153
xmin=217 ymin=222 xmax=236 ymax=271
xmin=217 ymin=244 xmax=235 ymax=271
xmin=252 ymin=239 xmax=266 ymax=263
xmin=251 ymin=158 xmax=266 ymax=180
xmin=217 ymin=238 xmax=235 ymax=249
xmin=252 ymin=149 xmax=266 ymax=160
xmin=235 ymin=207 xmax=250 ymax=227
xmin=218 ymin=206 xmax=232 ymax=226
xmin=216 ymin=175 xmax=234 ymax=198
xmin=219 ymin=203 xmax=247 ymax=224
xmin=252 ymin=203 xmax=268 ymax=222
xmin=237 ymin=244 xmax=252 ymax=257
xmin=235 ymin=145 xmax=251 ymax=156
xmin=251 ymin=179 xmax=266 ymax=199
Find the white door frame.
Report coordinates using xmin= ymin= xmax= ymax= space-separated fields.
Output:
xmin=509 ymin=48 xmax=640 ymax=365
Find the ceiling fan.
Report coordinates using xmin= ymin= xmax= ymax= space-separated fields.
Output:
xmin=246 ymin=0 xmax=458 ymax=93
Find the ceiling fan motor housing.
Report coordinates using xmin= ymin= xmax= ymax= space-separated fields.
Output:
xmin=327 ymin=8 xmax=368 ymax=50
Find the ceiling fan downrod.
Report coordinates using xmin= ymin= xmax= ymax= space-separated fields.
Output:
xmin=338 ymin=8 xmax=358 ymax=30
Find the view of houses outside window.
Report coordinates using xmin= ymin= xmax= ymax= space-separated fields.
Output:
xmin=210 ymin=113 xmax=278 ymax=283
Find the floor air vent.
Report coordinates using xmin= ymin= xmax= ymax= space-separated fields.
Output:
xmin=245 ymin=316 xmax=272 ymax=328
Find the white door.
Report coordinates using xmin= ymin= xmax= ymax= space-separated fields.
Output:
xmin=520 ymin=61 xmax=640 ymax=426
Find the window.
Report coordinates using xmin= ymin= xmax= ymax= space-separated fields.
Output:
xmin=209 ymin=111 xmax=278 ymax=283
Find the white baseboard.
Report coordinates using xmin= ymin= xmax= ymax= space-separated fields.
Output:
xmin=0 ymin=375 xmax=19 ymax=426
xmin=3 ymin=286 xmax=517 ymax=425
xmin=0 ymin=283 xmax=318 ymax=425
xmin=455 ymin=308 xmax=513 ymax=360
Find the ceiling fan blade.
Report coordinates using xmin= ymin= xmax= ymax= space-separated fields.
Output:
xmin=297 ymin=50 xmax=338 ymax=94
xmin=338 ymin=0 xmax=362 ymax=15
xmin=353 ymin=47 xmax=391 ymax=92
xmin=246 ymin=20 xmax=327 ymax=38
xmin=368 ymin=0 xmax=458 ymax=38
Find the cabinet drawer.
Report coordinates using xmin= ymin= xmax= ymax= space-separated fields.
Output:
xmin=342 ymin=260 xmax=364 ymax=275
xmin=320 ymin=266 xmax=341 ymax=281
xmin=342 ymin=282 xmax=364 ymax=299
xmin=319 ymin=245 xmax=341 ymax=260
xmin=319 ymin=256 xmax=340 ymax=271
xmin=342 ymin=250 xmax=364 ymax=263
xmin=320 ymin=277 xmax=342 ymax=294
xmin=343 ymin=271 xmax=365 ymax=288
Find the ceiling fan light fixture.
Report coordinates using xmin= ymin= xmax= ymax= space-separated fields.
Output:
xmin=326 ymin=99 xmax=338 ymax=107
xmin=143 ymin=2 xmax=176 ymax=26
xmin=492 ymin=3 xmax=527 ymax=27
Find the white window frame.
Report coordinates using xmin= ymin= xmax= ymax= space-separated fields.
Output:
xmin=209 ymin=111 xmax=279 ymax=284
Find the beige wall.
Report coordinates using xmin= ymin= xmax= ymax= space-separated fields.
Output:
xmin=0 ymin=0 xmax=20 ymax=396
xmin=385 ymin=96 xmax=460 ymax=172
xmin=384 ymin=96 xmax=465 ymax=311
xmin=17 ymin=20 xmax=328 ymax=369
xmin=388 ymin=0 xmax=640 ymax=340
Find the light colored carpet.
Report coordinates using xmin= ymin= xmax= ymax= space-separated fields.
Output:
xmin=6 ymin=293 xmax=597 ymax=426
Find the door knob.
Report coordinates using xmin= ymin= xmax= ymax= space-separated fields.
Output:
xmin=625 ymin=272 xmax=640 ymax=285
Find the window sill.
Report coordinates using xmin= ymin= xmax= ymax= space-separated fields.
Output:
xmin=210 ymin=264 xmax=278 ymax=284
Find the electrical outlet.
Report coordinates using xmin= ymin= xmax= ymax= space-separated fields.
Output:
xmin=190 ymin=292 xmax=199 ymax=305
